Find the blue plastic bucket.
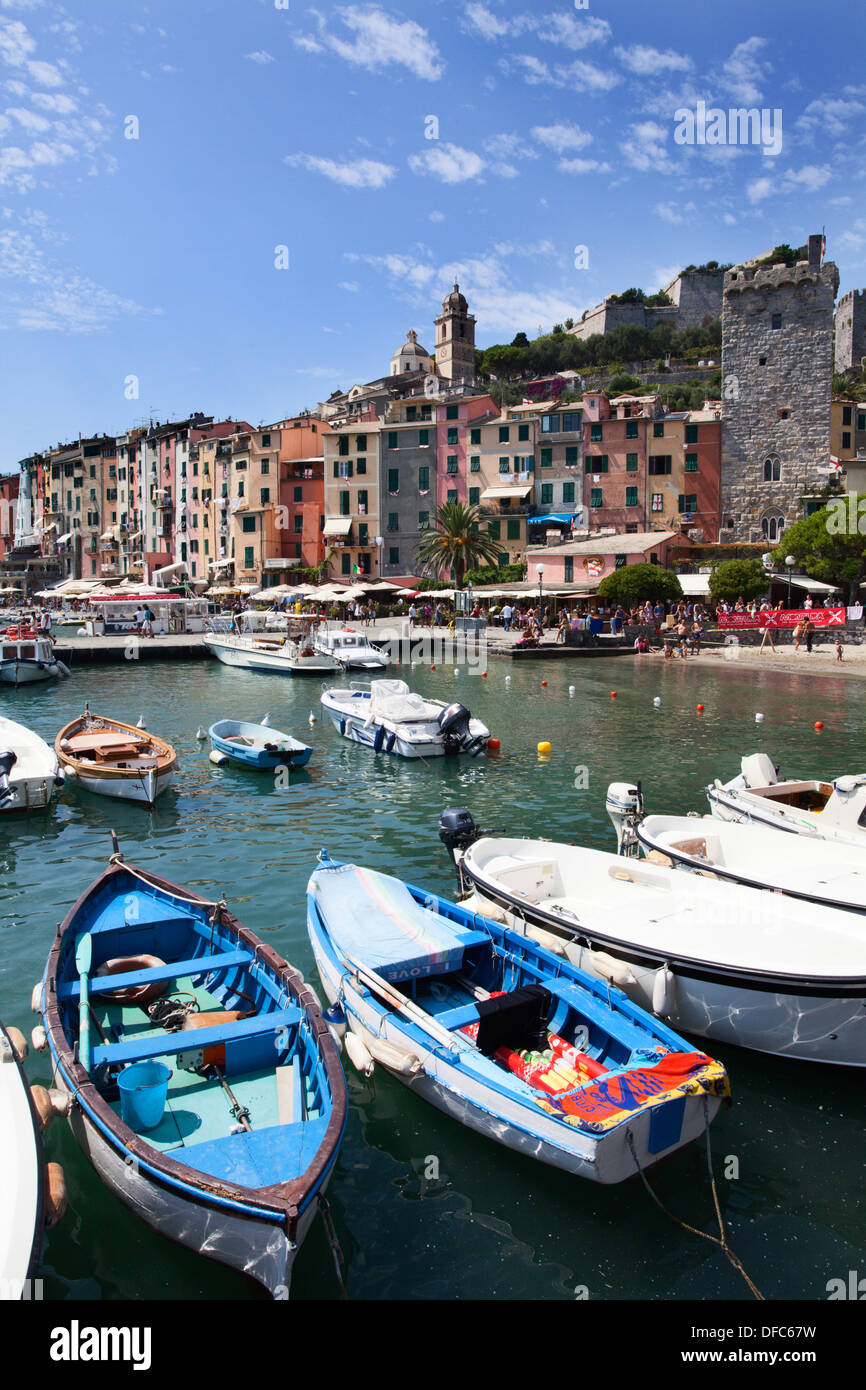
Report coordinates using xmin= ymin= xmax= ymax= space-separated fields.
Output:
xmin=117 ymin=1061 xmax=171 ymax=1131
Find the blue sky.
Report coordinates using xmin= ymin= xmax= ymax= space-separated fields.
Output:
xmin=1 ymin=0 xmax=864 ymax=469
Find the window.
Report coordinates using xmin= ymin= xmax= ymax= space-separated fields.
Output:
xmin=541 ymin=483 xmax=553 ymax=504
xmin=518 ymin=424 xmax=529 ymax=441
xmin=242 ymin=516 xmax=256 ymax=533
xmin=540 ymin=448 xmax=552 ymax=469
xmin=651 ymin=493 xmax=663 ymax=512
xmin=470 ymin=427 xmax=481 ymax=445
xmin=293 ymin=485 xmax=303 ymax=502
xmin=564 ymin=557 xmax=574 ymax=582
xmin=685 ymin=453 xmax=699 ymax=472
xmin=625 ymin=523 xmax=638 ymax=534
xmin=389 ymin=546 xmax=399 ymax=566
xmin=446 ymin=405 xmax=459 ymax=420
xmin=356 ymin=458 xmax=366 ymax=475
xmin=763 ymin=456 xmax=781 ymax=482
xmin=762 ymin=514 xmax=785 ymax=540
xmin=447 ymin=456 xmax=458 ymax=474
xmin=260 ymin=488 xmax=270 ymax=505
xmin=388 ymin=512 xmax=398 ymax=532
xmin=388 ymin=468 xmax=399 ymax=494
xmin=418 ymin=466 xmax=429 ymax=492
xmin=626 ymin=486 xmax=638 ymax=507
xmin=447 ymin=489 xmax=458 ymax=504
xmin=685 ymin=424 xmax=698 ymax=445
xmin=562 ymin=481 xmax=575 ymax=504
xmin=626 ymin=453 xmax=638 ymax=472
xmin=584 ymin=454 xmax=608 ymax=474
xmin=506 ymin=519 xmax=520 ymax=540
xmin=244 ymin=546 xmax=254 ymax=570
xmin=562 ymin=412 xmax=581 ymax=432
xmin=590 ymin=488 xmax=603 ymax=508
xmin=590 ymin=423 xmax=602 ymax=442
xmin=338 ymin=436 xmax=349 ymax=456
xmin=339 ymin=491 xmax=350 ymax=516
xmin=419 ymin=511 xmax=429 ymax=528
xmin=419 ymin=429 xmax=429 ymax=446
xmin=499 ymin=457 xmax=510 ymax=474
xmin=842 ymin=432 xmax=851 ymax=450
xmin=358 ymin=489 xmax=368 ymax=511
xmin=771 ymin=313 xmax=782 ymax=330
xmin=293 ymin=515 xmax=303 ymax=533
xmin=334 ymin=460 xmax=353 ymax=479
xmin=356 ymin=435 xmax=367 ymax=452
xmin=541 ymin=415 xmax=561 ymax=433
xmin=406 ymin=406 xmax=417 ymax=422
xmin=649 ymin=456 xmax=671 ymax=475
xmin=487 ymin=520 xmax=501 ymax=539
xmin=261 ymin=433 xmax=271 ymax=447
xmin=341 ymin=553 xmax=351 ymax=576
xmin=462 ymin=487 xmax=476 ymax=507
xmin=447 ymin=428 xmax=458 ymax=446
xmin=678 ymin=494 xmax=697 ymax=513
xmin=388 ymin=432 xmax=398 ymax=449
xmin=499 ymin=426 xmax=510 ymax=443
xmin=842 ymin=407 xmax=852 ymax=427
xmin=358 ymin=522 xmax=368 ymax=546
xmin=653 ymin=422 xmax=664 ymax=438
xmin=626 ymin=420 xmax=638 ymax=439
xmin=858 ymin=413 xmax=866 ymax=432
xmin=470 ymin=455 xmax=480 ymax=472
xmin=261 ymin=459 xmax=270 ymax=475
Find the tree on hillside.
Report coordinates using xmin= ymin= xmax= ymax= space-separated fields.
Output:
xmin=780 ymin=501 xmax=866 ymax=603
xmin=708 ymin=558 xmax=766 ymax=604
xmin=597 ymin=563 xmax=682 ymax=605
xmin=415 ymin=502 xmax=505 ymax=590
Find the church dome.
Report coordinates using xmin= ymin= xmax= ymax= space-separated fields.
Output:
xmin=443 ymin=282 xmax=468 ymax=312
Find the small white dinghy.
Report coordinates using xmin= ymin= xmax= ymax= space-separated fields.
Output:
xmin=707 ymin=753 xmax=866 ymax=848
xmin=0 ymin=717 xmax=63 ymax=813
xmin=321 ymin=679 xmax=489 ymax=758
xmin=442 ymin=814 xmax=866 ymax=1065
xmin=315 ymin=628 xmax=388 ymax=671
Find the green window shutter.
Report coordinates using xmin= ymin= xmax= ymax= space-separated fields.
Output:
xmin=339 ymin=436 xmax=349 ymax=455
xmin=388 ymin=432 xmax=398 ymax=449
xmin=470 ymin=455 xmax=480 ymax=472
xmin=541 ymin=448 xmax=552 ymax=468
xmin=565 ymin=445 xmax=578 ymax=467
xmin=418 ymin=511 xmax=429 ymax=528
xmin=447 ymin=427 xmax=458 ymax=445
xmin=487 ymin=519 xmax=501 ymax=540
xmin=562 ymin=481 xmax=575 ymax=504
xmin=388 ymin=512 xmax=398 ymax=531
xmin=447 ymin=488 xmax=458 ymax=504
xmin=244 ymin=546 xmax=254 ymax=569
xmin=356 ymin=435 xmax=367 ymax=451
xmin=518 ymin=424 xmax=529 ymax=441
xmin=499 ymin=426 xmax=510 ymax=443
xmin=469 ymin=486 xmax=480 ymax=506
xmin=541 ymin=483 xmax=553 ymax=504
xmin=653 ymin=422 xmax=664 ymax=438
xmin=358 ymin=522 xmax=368 ymax=544
xmin=685 ymin=453 xmax=698 ymax=472
xmin=626 ymin=486 xmax=638 ymax=507
xmin=590 ymin=488 xmax=602 ymax=508
xmin=685 ymin=425 xmax=698 ymax=444
xmin=242 ymin=515 xmax=256 ymax=533
xmin=446 ymin=405 xmax=458 ymax=420
xmin=590 ymin=423 xmax=602 ymax=442
xmin=418 ymin=466 xmax=429 ymax=491
xmin=333 ymin=462 xmax=339 ymax=478
xmin=499 ymin=457 xmax=510 ymax=474
xmin=358 ymin=489 xmax=368 ymax=508
xmin=447 ymin=456 xmax=458 ymax=474
xmin=470 ymin=428 xmax=481 ymax=445
xmin=260 ymin=488 xmax=269 ymax=505
xmin=341 ymin=553 xmax=351 ymax=575
xmin=506 ymin=519 xmax=520 ymax=540
xmin=497 ymin=552 xmax=508 ymax=566
xmin=356 ymin=458 xmax=366 ymax=475
xmin=419 ymin=429 xmax=429 ymax=445
xmin=626 ymin=453 xmax=638 ymax=472
xmin=389 ymin=546 xmax=399 ymax=565
xmin=339 ymin=491 xmax=350 ymax=516
xmin=599 ymin=454 xmax=608 ymax=473
xmin=388 ymin=468 xmax=399 ymax=493
xmin=293 ymin=485 xmax=303 ymax=502
xmin=626 ymin=420 xmax=638 ymax=439
xmin=564 ymin=557 xmax=574 ymax=582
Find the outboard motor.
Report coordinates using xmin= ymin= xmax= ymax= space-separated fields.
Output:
xmin=438 ymin=807 xmax=482 ymax=862
xmin=0 ymin=748 xmax=18 ymax=810
xmin=605 ymin=781 xmax=643 ymax=856
xmin=438 ymin=702 xmax=487 ymax=757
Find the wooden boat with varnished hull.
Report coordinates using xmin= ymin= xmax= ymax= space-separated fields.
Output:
xmin=55 ymin=708 xmax=176 ymax=806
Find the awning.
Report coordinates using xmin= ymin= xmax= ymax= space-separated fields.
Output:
xmin=56 ymin=532 xmax=73 ymax=544
xmin=481 ymin=485 xmax=533 ymax=501
xmin=676 ymin=574 xmax=711 ymax=596
xmin=785 ymin=574 xmax=841 ymax=594
xmin=323 ymin=518 xmax=353 ymax=537
xmin=527 ymin=513 xmax=575 ymax=525
xmin=100 ymin=528 xmax=118 ymax=541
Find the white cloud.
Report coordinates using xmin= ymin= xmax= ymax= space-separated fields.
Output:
xmin=483 ymin=131 xmax=537 ymax=161
xmin=246 ymin=51 xmax=275 ymax=65
xmin=532 ymin=121 xmax=593 ymax=154
xmin=720 ymin=37 xmax=768 ymax=105
xmin=558 ymin=157 xmax=610 ymax=175
xmin=26 ymin=58 xmax=62 ymax=87
xmin=503 ymin=53 xmax=618 ymax=92
xmin=284 ymin=152 xmax=396 ymax=189
xmin=797 ymin=95 xmax=866 ymax=137
xmin=462 ymin=3 xmax=510 ymax=40
xmin=0 ymin=228 xmax=159 ymax=332
xmin=408 ymin=142 xmax=485 ymax=184
xmin=0 ymin=18 xmax=35 ymax=66
xmin=295 ymin=6 xmax=444 ymax=81
xmin=837 ymin=225 xmax=865 ymax=252
xmin=5 ymin=104 xmax=48 ymax=132
xmin=462 ymin=6 xmax=610 ymax=50
xmin=337 ymin=280 xmax=359 ymax=291
xmin=621 ymin=121 xmax=673 ymax=173
xmin=428 ymin=210 xmax=444 ymax=222
xmin=615 ymin=45 xmax=692 ymax=76
xmin=30 ymin=91 xmax=76 ymax=113
xmin=784 ymin=164 xmax=831 ymax=192
xmin=655 ymin=200 xmax=697 ymax=224
xmin=746 ymin=175 xmax=774 ymax=203
xmin=649 ymin=265 xmax=682 ymax=294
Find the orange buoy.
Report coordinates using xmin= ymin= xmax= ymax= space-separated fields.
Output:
xmin=610 ymin=691 xmax=617 ymax=699
xmin=430 ymin=665 xmax=436 ymax=671
xmin=488 ymin=737 xmax=500 ymax=752
xmin=814 ymin=720 xmax=824 ymax=730
xmin=482 ymin=671 xmax=488 ymax=678
xmin=541 ymin=680 xmax=548 ymax=687
xmin=696 ymin=703 xmax=704 ymax=713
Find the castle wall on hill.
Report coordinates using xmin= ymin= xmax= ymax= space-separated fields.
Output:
xmin=835 ymin=288 xmax=866 ymax=374
xmin=571 ymin=270 xmax=723 ymax=341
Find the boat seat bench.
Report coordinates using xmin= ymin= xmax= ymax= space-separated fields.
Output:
xmin=92 ymin=1006 xmax=302 ymax=1069
xmin=58 ymin=948 xmax=251 ymax=1001
xmin=437 ymin=981 xmax=654 ymax=1054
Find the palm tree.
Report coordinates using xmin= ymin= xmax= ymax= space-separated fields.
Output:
xmin=414 ymin=501 xmax=504 ymax=590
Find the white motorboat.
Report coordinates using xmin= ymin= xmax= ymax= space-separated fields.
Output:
xmin=315 ymin=627 xmax=388 ymax=671
xmin=0 ymin=632 xmax=70 ymax=686
xmin=607 ymin=788 xmax=866 ymax=916
xmin=439 ymin=812 xmax=866 ymax=1065
xmin=321 ymin=680 xmax=489 ymax=758
xmin=203 ymin=631 xmax=341 ymax=675
xmin=0 ymin=717 xmax=63 ymax=813
xmin=706 ymin=753 xmax=866 ymax=847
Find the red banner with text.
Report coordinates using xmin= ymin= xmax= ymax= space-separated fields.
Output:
xmin=718 ymin=608 xmax=846 ymax=630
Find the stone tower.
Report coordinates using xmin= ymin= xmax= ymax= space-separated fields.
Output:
xmin=720 ymin=235 xmax=839 ymax=543
xmin=835 ymin=288 xmax=866 ymax=375
xmin=434 ymin=283 xmax=476 ymax=385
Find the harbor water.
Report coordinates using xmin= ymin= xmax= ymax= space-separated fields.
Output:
xmin=2 ymin=653 xmax=864 ymax=1301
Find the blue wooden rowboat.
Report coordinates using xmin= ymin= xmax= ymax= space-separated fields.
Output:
xmin=307 ymin=855 xmax=730 ymax=1185
xmin=208 ymin=719 xmax=312 ymax=770
xmin=37 ymin=855 xmax=346 ymax=1297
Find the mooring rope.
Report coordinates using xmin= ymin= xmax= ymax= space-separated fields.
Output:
xmin=318 ymin=1194 xmax=348 ymax=1300
xmin=626 ymin=1097 xmax=763 ymax=1301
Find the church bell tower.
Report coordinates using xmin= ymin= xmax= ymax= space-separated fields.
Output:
xmin=434 ymin=283 xmax=476 ymax=386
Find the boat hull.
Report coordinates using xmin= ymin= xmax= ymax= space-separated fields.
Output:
xmin=309 ymin=911 xmax=721 ymax=1185
xmin=322 ymin=705 xmax=447 ymax=758
xmin=707 ymin=786 xmax=866 ymax=848
xmin=65 ymin=765 xmax=173 ymax=805
xmin=0 ymin=661 xmax=61 ymax=686
xmin=0 ymin=1021 xmax=44 ymax=1295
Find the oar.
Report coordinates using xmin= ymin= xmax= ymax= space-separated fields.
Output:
xmin=75 ymin=932 xmax=93 ymax=1073
xmin=341 ymin=950 xmax=478 ymax=1059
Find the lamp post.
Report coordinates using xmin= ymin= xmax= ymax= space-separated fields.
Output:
xmin=785 ymin=554 xmax=795 ymax=608
xmin=537 ymin=562 xmax=545 ymax=624
xmin=375 ymin=534 xmax=383 ymax=580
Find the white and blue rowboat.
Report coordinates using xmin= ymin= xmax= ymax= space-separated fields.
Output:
xmin=0 ymin=717 xmax=64 ymax=813
xmin=307 ymin=855 xmax=730 ymax=1185
xmin=0 ymin=633 xmax=70 ymax=686
xmin=208 ymin=720 xmax=312 ymax=771
xmin=37 ymin=857 xmax=347 ymax=1297
xmin=320 ymin=679 xmax=489 ymax=759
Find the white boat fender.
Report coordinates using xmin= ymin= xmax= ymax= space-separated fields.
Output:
xmin=209 ymin=749 xmax=229 ymax=766
xmin=45 ymin=1163 xmax=67 ymax=1228
xmin=367 ymin=1035 xmax=422 ymax=1075
xmin=3 ymin=1026 xmax=28 ymax=1062
xmin=652 ymin=964 xmax=676 ymax=1017
xmin=323 ymin=1001 xmax=346 ymax=1041
xmin=587 ymin=949 xmax=638 ymax=992
xmin=526 ymin=924 xmax=566 ymax=957
xmin=31 ymin=1024 xmax=49 ymax=1053
xmin=29 ymin=1084 xmax=70 ymax=1130
xmin=55 ymin=661 xmax=71 ymax=678
xmin=345 ymin=1030 xmax=375 ymax=1077
xmin=195 ymin=727 xmax=207 ymax=740
xmin=31 ymin=982 xmax=42 ymax=1013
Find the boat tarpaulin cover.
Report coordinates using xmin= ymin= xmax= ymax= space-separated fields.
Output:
xmin=310 ymin=865 xmax=482 ymax=981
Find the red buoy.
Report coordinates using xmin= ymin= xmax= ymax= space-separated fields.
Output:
xmin=488 ymin=737 xmax=500 ymax=752
xmin=696 ymin=703 xmax=704 ymax=713
xmin=541 ymin=680 xmax=548 ymax=687
xmin=610 ymin=691 xmax=617 ymax=699
xmin=814 ymin=720 xmax=824 ymax=730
